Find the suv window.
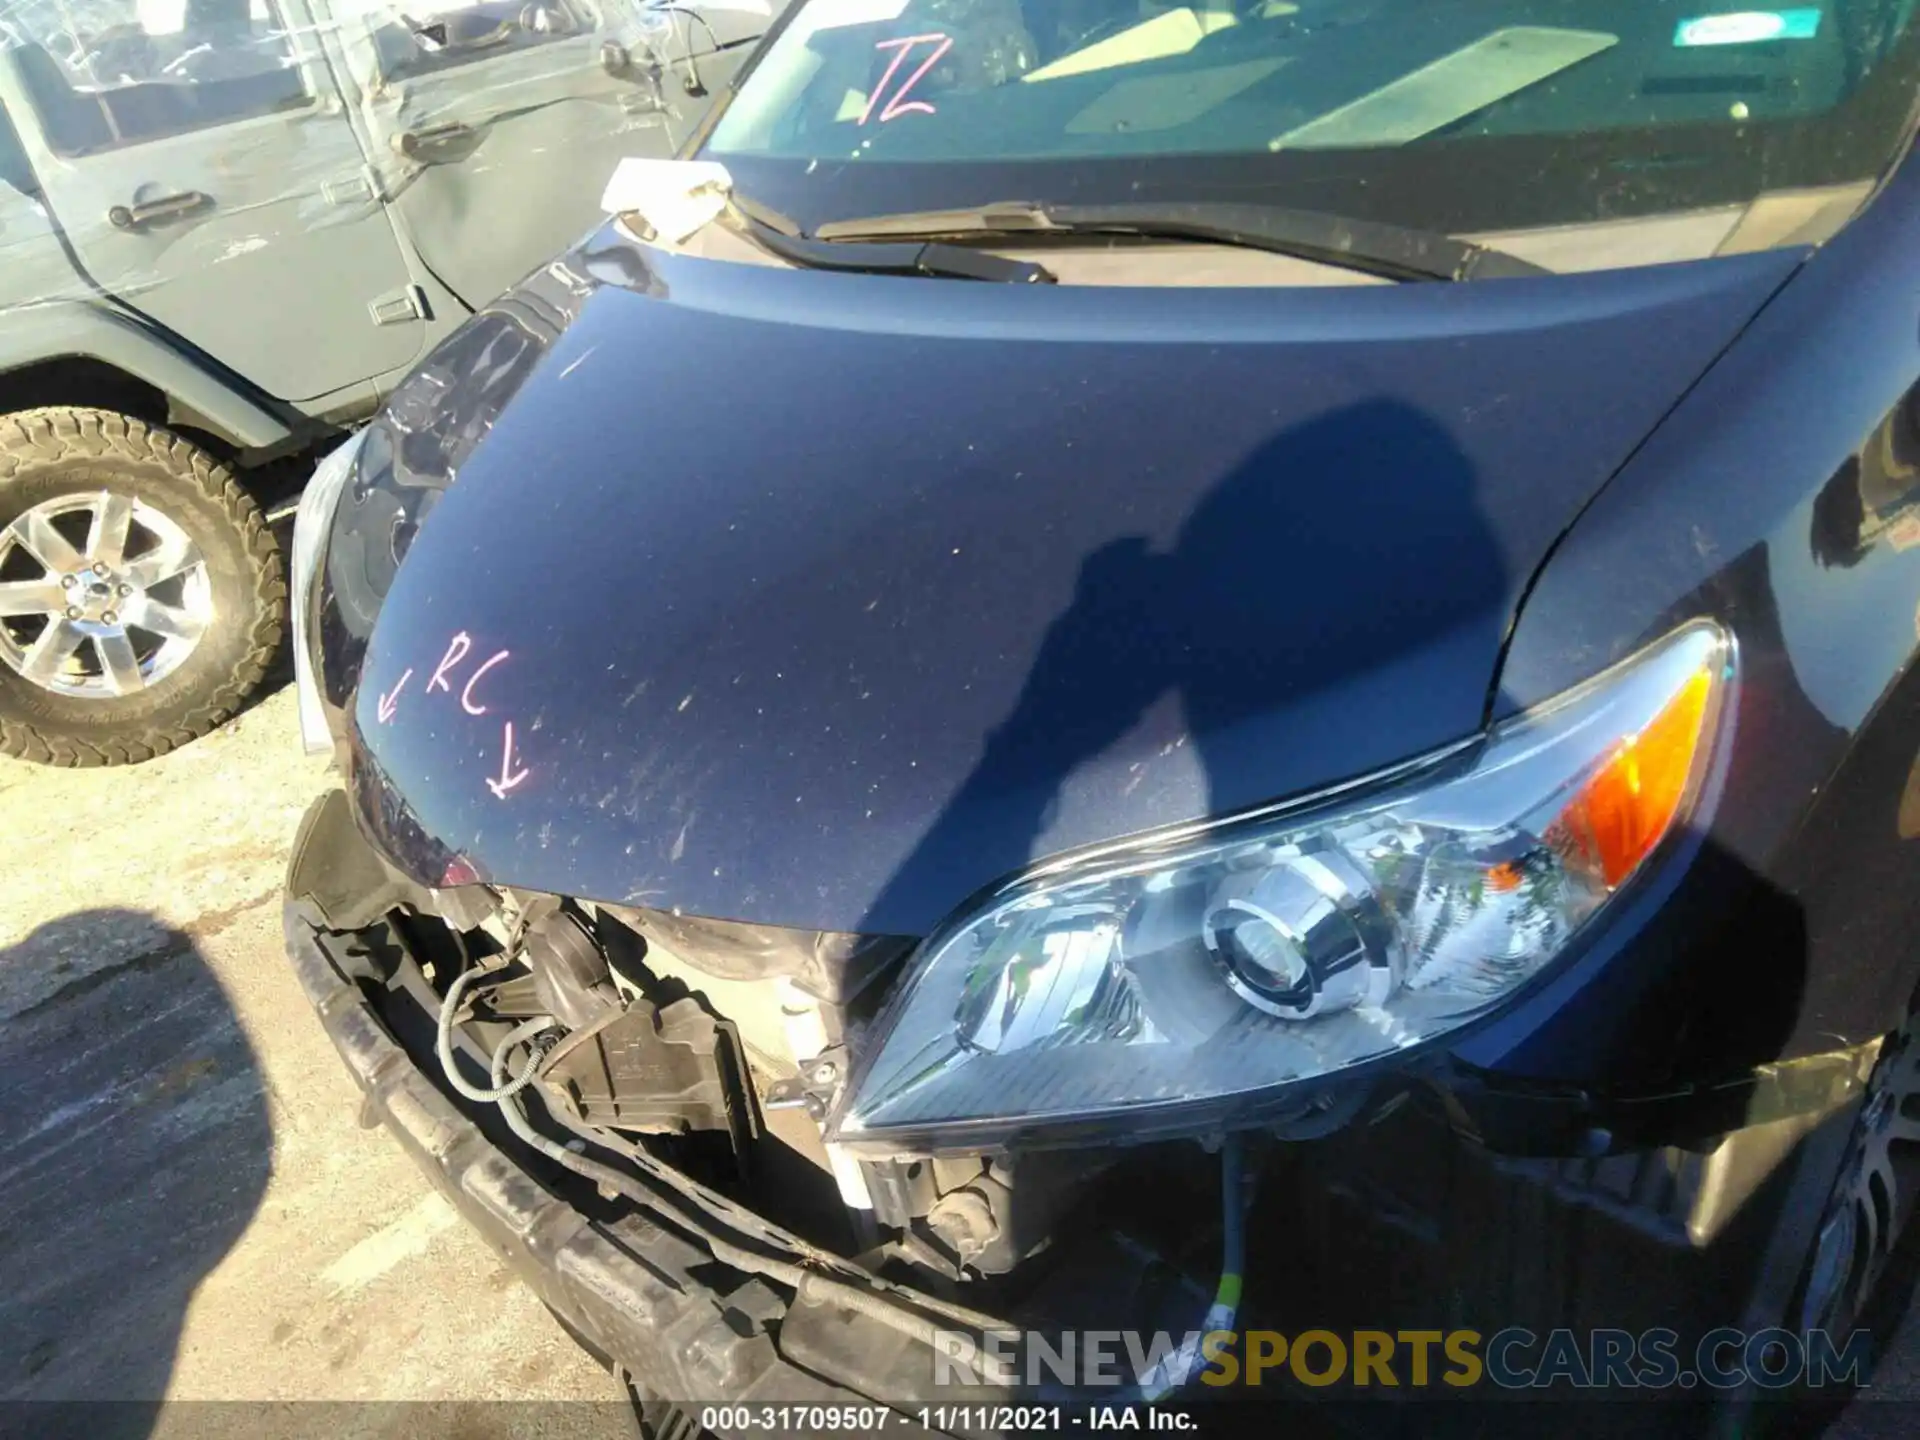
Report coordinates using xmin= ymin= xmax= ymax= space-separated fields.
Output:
xmin=3 ymin=0 xmax=308 ymax=157
xmin=349 ymin=0 xmax=593 ymax=83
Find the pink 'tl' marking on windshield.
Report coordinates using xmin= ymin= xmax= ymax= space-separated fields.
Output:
xmin=376 ymin=667 xmax=413 ymax=725
xmin=859 ymin=34 xmax=953 ymax=125
xmin=427 ymin=631 xmax=471 ymax=694
xmin=487 ymin=720 xmax=530 ymax=799
xmin=461 ymin=650 xmax=510 ymax=716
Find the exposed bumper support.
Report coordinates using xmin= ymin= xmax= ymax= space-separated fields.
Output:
xmin=283 ymin=899 xmax=880 ymax=1411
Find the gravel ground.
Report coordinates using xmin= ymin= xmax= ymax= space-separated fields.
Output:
xmin=5 ymin=684 xmax=1920 ymax=1439
xmin=0 ymin=685 xmax=626 ymax=1439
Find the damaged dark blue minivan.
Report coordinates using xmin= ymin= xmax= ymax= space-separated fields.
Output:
xmin=283 ymin=0 xmax=1920 ymax=1427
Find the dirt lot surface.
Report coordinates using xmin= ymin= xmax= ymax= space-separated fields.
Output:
xmin=0 ymin=685 xmax=630 ymax=1439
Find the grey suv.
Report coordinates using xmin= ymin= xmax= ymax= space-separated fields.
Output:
xmin=0 ymin=0 xmax=774 ymax=764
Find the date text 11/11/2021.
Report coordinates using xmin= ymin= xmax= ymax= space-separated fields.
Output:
xmin=697 ymin=1407 xmax=1195 ymax=1432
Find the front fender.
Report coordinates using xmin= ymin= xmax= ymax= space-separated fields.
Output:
xmin=0 ymin=299 xmax=295 ymax=451
xmin=1465 ymin=151 xmax=1920 ymax=1090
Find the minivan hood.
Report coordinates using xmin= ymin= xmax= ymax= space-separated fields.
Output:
xmin=336 ymin=229 xmax=1799 ymax=936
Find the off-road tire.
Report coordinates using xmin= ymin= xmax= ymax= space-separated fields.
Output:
xmin=0 ymin=407 xmax=283 ymax=766
xmin=1786 ymin=1004 xmax=1920 ymax=1340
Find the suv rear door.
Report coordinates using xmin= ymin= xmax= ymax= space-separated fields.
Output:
xmin=326 ymin=0 xmax=776 ymax=310
xmin=0 ymin=0 xmax=426 ymax=404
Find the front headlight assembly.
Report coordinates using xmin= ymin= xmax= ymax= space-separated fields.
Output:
xmin=832 ymin=622 xmax=1732 ymax=1150
xmin=290 ymin=429 xmax=367 ymax=755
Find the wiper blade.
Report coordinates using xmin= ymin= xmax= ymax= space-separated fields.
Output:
xmin=813 ymin=201 xmax=1548 ymax=283
xmin=726 ymin=198 xmax=1056 ymax=284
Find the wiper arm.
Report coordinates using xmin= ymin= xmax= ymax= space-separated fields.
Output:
xmin=812 ymin=201 xmax=1548 ymax=283
xmin=725 ymin=196 xmax=1056 ymax=284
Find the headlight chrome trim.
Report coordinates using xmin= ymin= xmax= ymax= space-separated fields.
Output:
xmin=291 ymin=429 xmax=367 ymax=756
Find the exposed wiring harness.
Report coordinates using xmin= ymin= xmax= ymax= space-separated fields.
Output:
xmin=432 ymin=961 xmax=1010 ymax=1365
xmin=437 ymin=964 xmax=833 ymax=1263
xmin=435 ymin=964 xmax=552 ymax=1102
xmin=1127 ymin=1136 xmax=1251 ymax=1401
xmin=480 ymin=1016 xmax=1010 ymax=1361
xmin=432 ymin=958 xmax=1257 ymax=1389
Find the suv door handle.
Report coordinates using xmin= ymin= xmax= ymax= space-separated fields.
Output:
xmin=392 ymin=121 xmax=478 ymax=162
xmin=107 ymin=190 xmax=212 ymax=230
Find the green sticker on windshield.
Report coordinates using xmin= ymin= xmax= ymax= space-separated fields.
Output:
xmin=1675 ymin=9 xmax=1823 ymax=45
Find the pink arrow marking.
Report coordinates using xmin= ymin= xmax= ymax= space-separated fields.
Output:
xmin=860 ymin=34 xmax=951 ymax=125
xmin=377 ymin=667 xmax=413 ymax=725
xmin=486 ymin=720 xmax=530 ymax=799
xmin=427 ymin=631 xmax=471 ymax=694
xmin=461 ymin=649 xmax=510 ymax=716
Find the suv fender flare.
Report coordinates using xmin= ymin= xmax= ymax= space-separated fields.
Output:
xmin=0 ymin=302 xmax=295 ymax=451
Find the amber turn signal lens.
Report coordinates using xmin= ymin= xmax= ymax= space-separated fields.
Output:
xmin=1549 ymin=666 xmax=1715 ymax=887
xmin=1484 ymin=860 xmax=1526 ymax=892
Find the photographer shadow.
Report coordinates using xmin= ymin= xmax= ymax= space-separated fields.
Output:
xmin=0 ymin=910 xmax=271 ymax=1440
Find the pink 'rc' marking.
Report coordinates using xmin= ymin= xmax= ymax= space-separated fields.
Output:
xmin=377 ymin=667 xmax=413 ymax=725
xmin=859 ymin=34 xmax=952 ymax=125
xmin=487 ymin=720 xmax=530 ymax=799
xmin=426 ymin=631 xmax=472 ymax=694
xmin=461 ymin=650 xmax=510 ymax=716
xmin=396 ymin=631 xmax=530 ymax=798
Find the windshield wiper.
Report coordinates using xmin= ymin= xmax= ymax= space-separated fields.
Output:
xmin=811 ymin=200 xmax=1549 ymax=283
xmin=726 ymin=196 xmax=1056 ymax=284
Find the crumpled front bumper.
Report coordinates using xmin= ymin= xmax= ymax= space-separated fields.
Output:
xmin=282 ymin=898 xmax=886 ymax=1413
xmin=282 ymin=769 xmax=1887 ymax=1433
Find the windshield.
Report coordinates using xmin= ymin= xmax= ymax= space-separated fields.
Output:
xmin=704 ymin=0 xmax=1920 ymax=262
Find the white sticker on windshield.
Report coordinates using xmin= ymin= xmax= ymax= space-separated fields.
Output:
xmin=1674 ymin=9 xmax=1823 ymax=45
xmin=797 ymin=0 xmax=911 ymax=32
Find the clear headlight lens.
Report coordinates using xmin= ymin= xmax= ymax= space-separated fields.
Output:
xmin=833 ymin=622 xmax=1731 ymax=1148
